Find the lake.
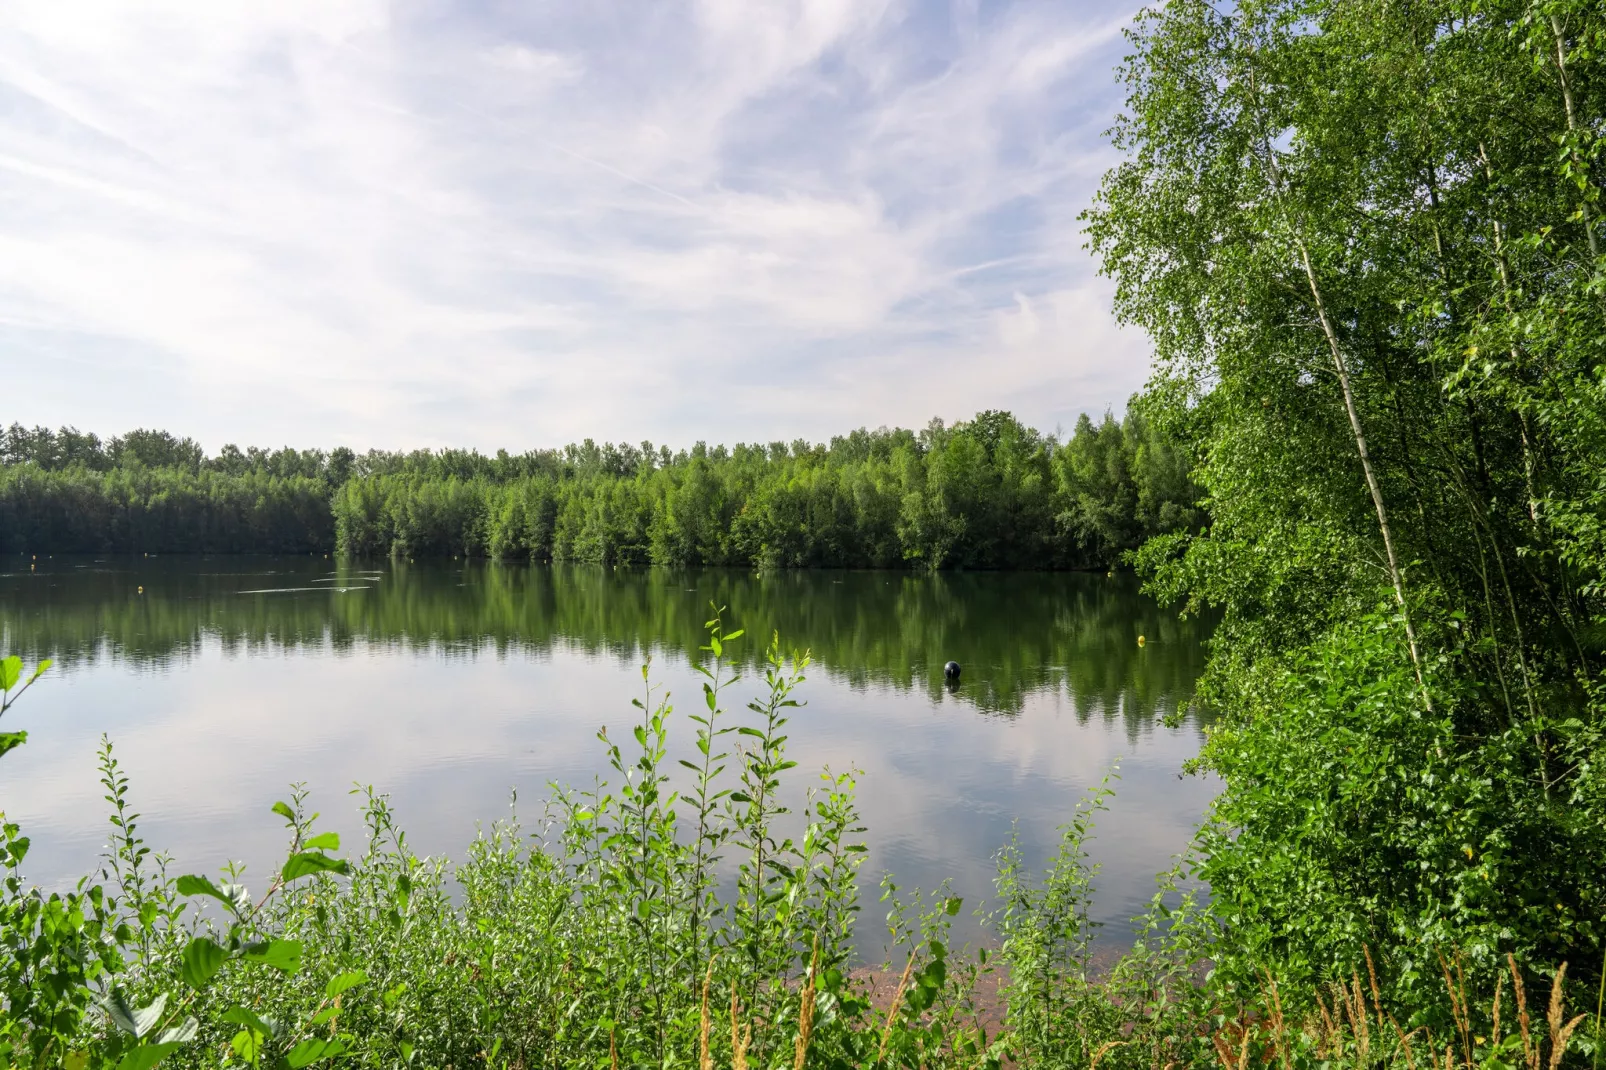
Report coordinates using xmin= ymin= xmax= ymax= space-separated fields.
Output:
xmin=0 ymin=556 xmax=1216 ymax=952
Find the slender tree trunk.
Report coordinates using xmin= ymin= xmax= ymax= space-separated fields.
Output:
xmin=1549 ymin=15 xmax=1600 ymax=262
xmin=1292 ymin=236 xmax=1428 ymax=694
xmin=1241 ymin=40 xmax=1429 ymax=703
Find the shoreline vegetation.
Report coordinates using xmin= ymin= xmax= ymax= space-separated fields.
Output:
xmin=0 ymin=631 xmax=1597 ymax=1069
xmin=0 ymin=406 xmax=1202 ymax=571
xmin=4 ymin=0 xmax=1606 ymax=1062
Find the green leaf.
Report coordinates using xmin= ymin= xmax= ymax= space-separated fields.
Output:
xmin=175 ymin=875 xmax=251 ymax=915
xmin=155 ymin=1018 xmax=198 ymax=1044
xmin=27 ymin=659 xmax=51 ymax=685
xmin=301 ymin=831 xmax=340 ymax=851
xmin=221 ymin=1006 xmax=270 ymax=1034
xmin=286 ymin=1038 xmax=346 ymax=1068
xmin=175 ymin=873 xmax=223 ymax=900
xmin=101 ymin=991 xmax=168 ymax=1038
xmin=324 ymin=969 xmax=367 ymax=999
xmin=272 ymin=800 xmax=296 ymax=822
xmin=243 ymin=938 xmax=303 ymax=973
xmin=0 ymin=656 xmax=20 ymax=691
xmin=230 ymin=1029 xmax=264 ymax=1063
xmin=114 ymin=1043 xmax=183 ymax=1070
xmin=0 ymin=731 xmax=27 ymax=759
xmin=181 ymin=936 xmax=228 ymax=989
xmin=220 ymin=881 xmax=252 ymax=913
xmin=281 ymin=851 xmax=351 ymax=883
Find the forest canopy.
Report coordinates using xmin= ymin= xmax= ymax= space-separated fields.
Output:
xmin=0 ymin=406 xmax=1201 ymax=569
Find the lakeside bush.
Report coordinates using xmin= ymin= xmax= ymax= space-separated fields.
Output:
xmin=1085 ymin=0 xmax=1606 ymax=1019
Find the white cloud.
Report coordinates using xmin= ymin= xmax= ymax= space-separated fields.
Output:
xmin=0 ymin=0 xmax=1152 ymax=450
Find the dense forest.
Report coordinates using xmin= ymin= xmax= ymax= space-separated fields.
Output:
xmin=0 ymin=407 xmax=1201 ymax=569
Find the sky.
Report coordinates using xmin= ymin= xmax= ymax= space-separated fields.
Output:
xmin=0 ymin=0 xmax=1151 ymax=454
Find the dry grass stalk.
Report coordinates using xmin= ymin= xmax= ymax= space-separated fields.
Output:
xmin=1090 ymin=1039 xmax=1128 ymax=1070
xmin=1293 ymin=953 xmax=1585 ymax=1070
xmin=1212 ymin=1029 xmax=1234 ymax=1070
xmin=700 ymin=956 xmax=716 ymax=1070
xmin=1210 ymin=1020 xmax=1252 ymax=1070
xmin=1546 ymin=963 xmax=1586 ymax=1070
xmin=878 ymin=953 xmax=919 ymax=1065
xmin=1353 ymin=974 xmax=1372 ymax=1066
xmin=1495 ymin=972 xmax=1505 ymax=1046
xmin=1366 ymin=947 xmax=1386 ymax=1031
xmin=609 ymin=1027 xmax=618 ymax=1070
xmin=1261 ymin=969 xmax=1291 ymax=1070
xmin=1440 ymin=954 xmax=1472 ymax=1069
xmin=731 ymin=979 xmax=752 ymax=1070
xmin=1510 ymin=953 xmax=1536 ymax=1070
xmin=794 ymin=939 xmax=820 ymax=1070
xmin=1316 ymin=989 xmax=1340 ymax=1058
xmin=1392 ymin=1022 xmax=1418 ymax=1070
xmin=1362 ymin=952 xmax=1416 ymax=1070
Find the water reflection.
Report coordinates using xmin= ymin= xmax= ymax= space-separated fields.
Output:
xmin=0 ymin=557 xmax=1216 ymax=949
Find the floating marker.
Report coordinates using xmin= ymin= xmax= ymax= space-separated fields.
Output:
xmin=943 ymin=660 xmax=961 ymax=680
xmin=1137 ymin=635 xmax=1146 ymax=647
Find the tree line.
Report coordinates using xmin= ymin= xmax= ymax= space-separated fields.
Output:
xmin=0 ymin=408 xmax=1202 ymax=568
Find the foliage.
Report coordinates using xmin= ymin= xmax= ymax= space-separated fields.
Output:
xmin=0 ymin=466 xmax=332 ymax=555
xmin=1085 ymin=0 xmax=1606 ymax=1018
xmin=0 ymin=408 xmax=1203 ymax=568
xmin=331 ymin=407 xmax=1202 ymax=571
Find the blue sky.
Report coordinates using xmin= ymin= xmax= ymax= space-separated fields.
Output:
xmin=0 ymin=0 xmax=1150 ymax=453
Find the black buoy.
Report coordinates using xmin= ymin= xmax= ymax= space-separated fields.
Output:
xmin=943 ymin=660 xmax=961 ymax=680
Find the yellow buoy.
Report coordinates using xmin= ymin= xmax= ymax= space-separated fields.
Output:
xmin=1137 ymin=635 xmax=1146 ymax=647
xmin=138 ymin=586 xmax=144 ymax=594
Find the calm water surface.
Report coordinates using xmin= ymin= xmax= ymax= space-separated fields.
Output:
xmin=0 ymin=557 xmax=1216 ymax=949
